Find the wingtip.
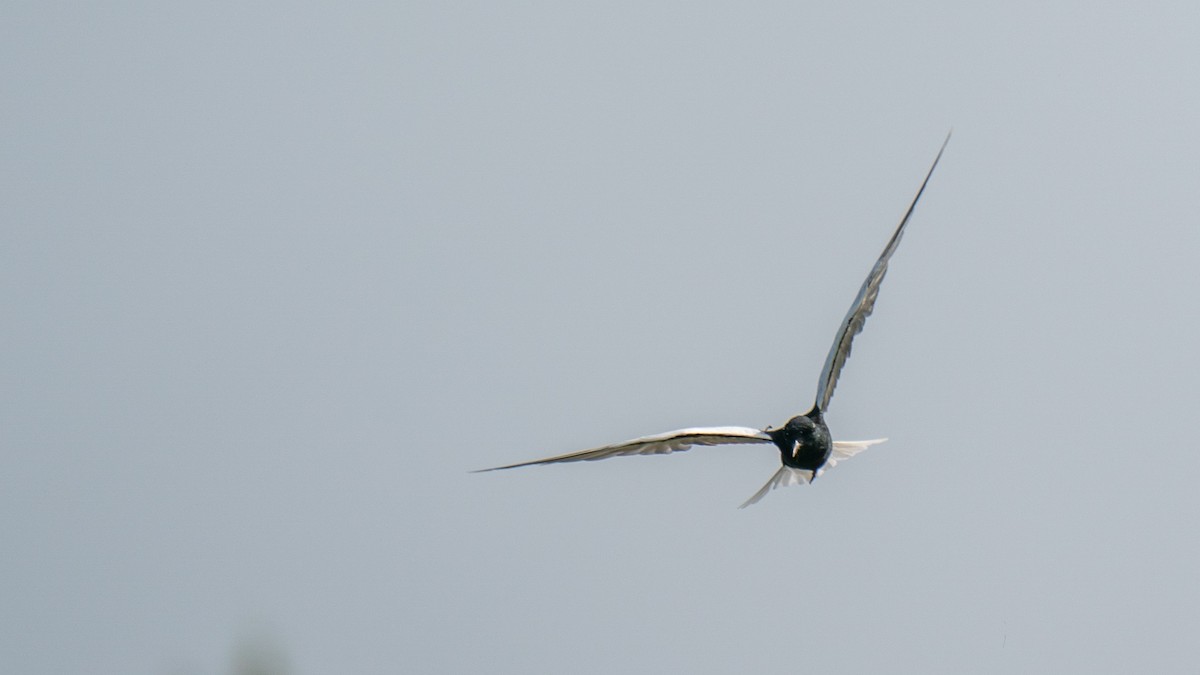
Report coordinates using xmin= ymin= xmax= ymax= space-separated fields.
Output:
xmin=932 ymin=132 xmax=952 ymax=165
xmin=937 ymin=129 xmax=953 ymax=152
xmin=471 ymin=462 xmax=529 ymax=473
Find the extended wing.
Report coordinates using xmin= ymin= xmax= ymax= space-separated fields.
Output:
xmin=476 ymin=426 xmax=773 ymax=472
xmin=738 ymin=438 xmax=887 ymax=508
xmin=813 ymin=134 xmax=950 ymax=413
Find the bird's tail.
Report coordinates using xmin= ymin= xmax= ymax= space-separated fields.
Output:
xmin=738 ymin=466 xmax=814 ymax=508
xmin=738 ymin=439 xmax=887 ymax=508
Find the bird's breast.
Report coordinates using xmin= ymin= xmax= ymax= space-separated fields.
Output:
xmin=779 ymin=426 xmax=832 ymax=471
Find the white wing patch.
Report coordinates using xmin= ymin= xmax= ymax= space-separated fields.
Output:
xmin=477 ymin=426 xmax=773 ymax=472
xmin=738 ymin=438 xmax=887 ymax=508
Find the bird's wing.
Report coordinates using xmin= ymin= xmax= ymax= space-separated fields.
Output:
xmin=475 ymin=426 xmax=774 ymax=472
xmin=738 ymin=438 xmax=887 ymax=508
xmin=813 ymin=134 xmax=950 ymax=413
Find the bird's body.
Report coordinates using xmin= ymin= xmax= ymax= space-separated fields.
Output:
xmin=768 ymin=411 xmax=832 ymax=472
xmin=479 ymin=135 xmax=950 ymax=506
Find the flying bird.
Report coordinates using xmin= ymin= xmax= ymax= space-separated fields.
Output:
xmin=479 ymin=135 xmax=950 ymax=507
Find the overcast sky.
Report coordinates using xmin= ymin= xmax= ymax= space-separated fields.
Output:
xmin=4 ymin=2 xmax=1200 ymax=674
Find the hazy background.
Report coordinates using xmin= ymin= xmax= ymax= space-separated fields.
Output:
xmin=4 ymin=2 xmax=1199 ymax=673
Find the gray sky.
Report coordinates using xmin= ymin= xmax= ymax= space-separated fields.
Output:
xmin=4 ymin=2 xmax=1199 ymax=673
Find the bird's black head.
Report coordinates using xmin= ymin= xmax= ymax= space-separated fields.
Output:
xmin=768 ymin=410 xmax=821 ymax=436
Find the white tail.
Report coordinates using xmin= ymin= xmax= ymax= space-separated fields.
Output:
xmin=738 ymin=439 xmax=887 ymax=508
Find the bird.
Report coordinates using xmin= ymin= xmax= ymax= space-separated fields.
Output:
xmin=478 ymin=134 xmax=950 ymax=507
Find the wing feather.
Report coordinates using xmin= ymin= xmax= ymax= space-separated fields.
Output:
xmin=475 ymin=426 xmax=773 ymax=472
xmin=813 ymin=134 xmax=950 ymax=412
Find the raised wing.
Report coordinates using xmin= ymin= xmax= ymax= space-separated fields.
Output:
xmin=738 ymin=438 xmax=887 ymax=508
xmin=475 ymin=426 xmax=773 ymax=472
xmin=813 ymin=134 xmax=950 ymax=412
